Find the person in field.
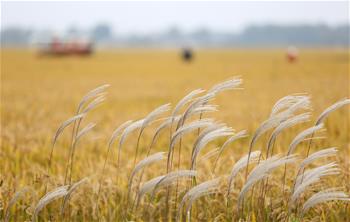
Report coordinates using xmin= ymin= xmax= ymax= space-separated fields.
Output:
xmin=286 ymin=46 xmax=299 ymax=63
xmin=181 ymin=48 xmax=194 ymax=62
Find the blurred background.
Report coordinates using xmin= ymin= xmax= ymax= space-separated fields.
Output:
xmin=1 ymin=1 xmax=349 ymax=50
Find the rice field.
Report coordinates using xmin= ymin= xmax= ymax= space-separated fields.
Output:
xmin=1 ymin=48 xmax=349 ymax=221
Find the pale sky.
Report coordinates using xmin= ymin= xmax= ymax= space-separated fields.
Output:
xmin=1 ymin=1 xmax=349 ymax=34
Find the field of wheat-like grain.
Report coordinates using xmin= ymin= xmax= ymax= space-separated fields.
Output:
xmin=1 ymin=49 xmax=349 ymax=221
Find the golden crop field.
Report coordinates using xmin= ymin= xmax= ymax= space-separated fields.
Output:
xmin=1 ymin=49 xmax=349 ymax=221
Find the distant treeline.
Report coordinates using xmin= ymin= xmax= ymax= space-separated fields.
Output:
xmin=1 ymin=24 xmax=349 ymax=48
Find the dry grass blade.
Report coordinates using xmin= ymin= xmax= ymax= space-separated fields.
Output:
xmin=288 ymin=123 xmax=324 ymax=155
xmin=301 ymin=188 xmax=350 ymax=216
xmin=316 ymin=98 xmax=350 ymax=125
xmin=238 ymin=155 xmax=297 ymax=210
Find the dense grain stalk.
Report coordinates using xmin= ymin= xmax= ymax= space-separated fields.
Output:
xmin=177 ymin=178 xmax=220 ymax=222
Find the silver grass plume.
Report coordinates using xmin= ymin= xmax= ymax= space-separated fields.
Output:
xmin=227 ymin=151 xmax=261 ymax=197
xmin=118 ymin=119 xmax=145 ymax=152
xmin=315 ymin=98 xmax=350 ymax=125
xmin=108 ymin=120 xmax=133 ymax=149
xmin=172 ymin=89 xmax=205 ymax=117
xmin=127 ymin=152 xmax=165 ymax=198
xmin=170 ymin=119 xmax=214 ymax=153
xmin=270 ymin=94 xmax=309 ymax=117
xmin=290 ymin=162 xmax=339 ymax=206
xmin=299 ymin=147 xmax=337 ymax=170
xmin=267 ymin=113 xmax=310 ymax=156
xmin=191 ymin=126 xmax=234 ymax=170
xmin=207 ymin=78 xmax=242 ymax=95
xmin=76 ymin=84 xmax=110 ymax=113
xmin=61 ymin=177 xmax=88 ymax=215
xmin=74 ymin=123 xmax=96 ymax=145
xmin=238 ymin=155 xmax=297 ymax=210
xmin=177 ymin=178 xmax=220 ymax=222
xmin=137 ymin=170 xmax=196 ymax=205
xmin=301 ymin=188 xmax=350 ymax=216
xmin=32 ymin=186 xmax=69 ymax=221
xmin=81 ymin=94 xmax=106 ymax=114
xmin=213 ymin=130 xmax=248 ymax=173
xmin=52 ymin=114 xmax=86 ymax=147
xmin=177 ymin=93 xmax=216 ymax=129
xmin=287 ymin=123 xmax=324 ymax=155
